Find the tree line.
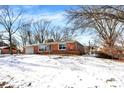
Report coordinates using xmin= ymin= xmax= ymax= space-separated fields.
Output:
xmin=0 ymin=6 xmax=76 ymax=54
xmin=66 ymin=5 xmax=124 ymax=58
xmin=1 ymin=5 xmax=124 ymax=55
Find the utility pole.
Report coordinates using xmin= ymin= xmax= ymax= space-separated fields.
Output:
xmin=89 ymin=41 xmax=91 ymax=55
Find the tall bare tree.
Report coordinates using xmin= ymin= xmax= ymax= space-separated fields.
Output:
xmin=33 ymin=19 xmax=51 ymax=43
xmin=66 ymin=6 xmax=124 ymax=48
xmin=49 ymin=26 xmax=76 ymax=42
xmin=50 ymin=26 xmax=63 ymax=42
xmin=97 ymin=6 xmax=124 ymax=23
xmin=19 ymin=24 xmax=28 ymax=46
xmin=0 ymin=6 xmax=22 ymax=54
xmin=62 ymin=27 xmax=76 ymax=41
xmin=117 ymin=33 xmax=124 ymax=48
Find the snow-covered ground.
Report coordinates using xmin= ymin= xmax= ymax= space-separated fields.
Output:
xmin=0 ymin=54 xmax=124 ymax=88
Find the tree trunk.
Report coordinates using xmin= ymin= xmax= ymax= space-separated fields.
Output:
xmin=41 ymin=35 xmax=44 ymax=43
xmin=9 ymin=32 xmax=13 ymax=55
xmin=29 ymin=36 xmax=32 ymax=44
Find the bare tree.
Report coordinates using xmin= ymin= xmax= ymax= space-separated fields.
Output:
xmin=0 ymin=6 xmax=22 ymax=54
xmin=26 ymin=24 xmax=33 ymax=45
xmin=62 ymin=27 xmax=76 ymax=41
xmin=117 ymin=33 xmax=124 ymax=48
xmin=98 ymin=6 xmax=124 ymax=23
xmin=32 ymin=19 xmax=76 ymax=43
xmin=0 ymin=32 xmax=3 ymax=41
xmin=50 ymin=26 xmax=63 ymax=42
xmin=66 ymin=6 xmax=124 ymax=48
xmin=34 ymin=33 xmax=40 ymax=44
xmin=19 ymin=24 xmax=28 ymax=46
xmin=49 ymin=26 xmax=76 ymax=42
xmin=33 ymin=19 xmax=51 ymax=43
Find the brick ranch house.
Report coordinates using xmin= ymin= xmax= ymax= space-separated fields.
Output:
xmin=23 ymin=41 xmax=85 ymax=55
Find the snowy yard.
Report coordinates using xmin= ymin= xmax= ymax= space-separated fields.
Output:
xmin=0 ymin=54 xmax=124 ymax=88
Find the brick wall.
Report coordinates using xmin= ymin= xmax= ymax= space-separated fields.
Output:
xmin=34 ymin=46 xmax=39 ymax=54
xmin=51 ymin=43 xmax=59 ymax=52
xmin=67 ymin=43 xmax=77 ymax=51
xmin=41 ymin=42 xmax=83 ymax=55
xmin=24 ymin=42 xmax=84 ymax=55
xmin=1 ymin=49 xmax=17 ymax=54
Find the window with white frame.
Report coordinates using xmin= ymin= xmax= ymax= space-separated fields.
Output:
xmin=39 ymin=44 xmax=47 ymax=52
xmin=59 ymin=44 xmax=66 ymax=50
xmin=39 ymin=44 xmax=51 ymax=52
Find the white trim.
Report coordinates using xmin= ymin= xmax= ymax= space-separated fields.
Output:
xmin=0 ymin=46 xmax=8 ymax=49
xmin=24 ymin=44 xmax=40 ymax=47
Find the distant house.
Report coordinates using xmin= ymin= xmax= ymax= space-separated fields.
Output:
xmin=0 ymin=46 xmax=17 ymax=54
xmin=23 ymin=41 xmax=85 ymax=55
xmin=0 ymin=41 xmax=8 ymax=47
xmin=0 ymin=41 xmax=18 ymax=54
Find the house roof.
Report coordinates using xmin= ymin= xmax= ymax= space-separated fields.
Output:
xmin=24 ymin=40 xmax=83 ymax=47
xmin=0 ymin=46 xmax=17 ymax=50
xmin=0 ymin=41 xmax=8 ymax=47
xmin=47 ymin=40 xmax=78 ymax=44
xmin=24 ymin=44 xmax=40 ymax=47
xmin=0 ymin=46 xmax=8 ymax=49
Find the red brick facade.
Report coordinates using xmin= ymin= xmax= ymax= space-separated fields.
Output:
xmin=51 ymin=43 xmax=58 ymax=52
xmin=34 ymin=46 xmax=39 ymax=54
xmin=24 ymin=41 xmax=84 ymax=55
xmin=0 ymin=48 xmax=17 ymax=54
xmin=67 ymin=43 xmax=77 ymax=51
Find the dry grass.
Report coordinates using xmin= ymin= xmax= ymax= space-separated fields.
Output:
xmin=0 ymin=81 xmax=13 ymax=88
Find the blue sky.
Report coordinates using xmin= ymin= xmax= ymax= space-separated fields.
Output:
xmin=11 ymin=5 xmax=77 ymax=27
xmin=13 ymin=5 xmax=95 ymax=45
xmin=2 ymin=5 xmax=94 ymax=45
xmin=11 ymin=5 xmax=78 ymax=15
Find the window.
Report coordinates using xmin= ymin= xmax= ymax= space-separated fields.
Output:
xmin=39 ymin=45 xmax=47 ymax=52
xmin=39 ymin=48 xmax=46 ymax=52
xmin=39 ymin=44 xmax=51 ymax=52
xmin=59 ymin=44 xmax=66 ymax=50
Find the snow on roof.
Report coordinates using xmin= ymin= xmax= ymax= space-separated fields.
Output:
xmin=0 ymin=46 xmax=8 ymax=49
xmin=24 ymin=40 xmax=81 ymax=47
xmin=48 ymin=40 xmax=78 ymax=44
